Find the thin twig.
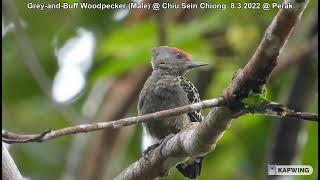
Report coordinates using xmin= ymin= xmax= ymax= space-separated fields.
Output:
xmin=245 ymin=101 xmax=318 ymax=122
xmin=2 ymin=97 xmax=317 ymax=144
xmin=2 ymin=98 xmax=224 ymax=144
xmin=285 ymin=112 xmax=318 ymax=121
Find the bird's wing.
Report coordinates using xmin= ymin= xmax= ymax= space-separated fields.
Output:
xmin=178 ymin=77 xmax=205 ymax=178
xmin=179 ymin=77 xmax=203 ymax=122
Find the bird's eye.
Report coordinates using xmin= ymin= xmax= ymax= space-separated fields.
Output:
xmin=176 ymin=54 xmax=184 ymax=59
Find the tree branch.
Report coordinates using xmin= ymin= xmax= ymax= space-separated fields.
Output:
xmin=115 ymin=107 xmax=238 ymax=180
xmin=116 ymin=0 xmax=312 ymax=179
xmin=80 ymin=69 xmax=151 ymax=180
xmin=245 ymin=101 xmax=318 ymax=121
xmin=2 ymin=98 xmax=224 ymax=144
xmin=267 ymin=17 xmax=317 ymax=176
xmin=1 ymin=0 xmax=315 ymax=179
xmin=2 ymin=142 xmax=23 ymax=180
xmin=2 ymin=97 xmax=317 ymax=144
xmin=269 ymin=34 xmax=318 ymax=80
xmin=222 ymin=0 xmax=310 ymax=105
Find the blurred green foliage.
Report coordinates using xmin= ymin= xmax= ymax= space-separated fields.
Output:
xmin=2 ymin=0 xmax=317 ymax=180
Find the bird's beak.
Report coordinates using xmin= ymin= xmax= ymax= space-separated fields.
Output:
xmin=187 ymin=61 xmax=209 ymax=69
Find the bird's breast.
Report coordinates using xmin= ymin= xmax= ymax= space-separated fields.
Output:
xmin=139 ymin=75 xmax=189 ymax=140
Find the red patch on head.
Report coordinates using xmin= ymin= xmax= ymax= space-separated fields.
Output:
xmin=171 ymin=47 xmax=191 ymax=60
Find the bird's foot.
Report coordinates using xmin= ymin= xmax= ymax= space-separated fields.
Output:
xmin=142 ymin=134 xmax=175 ymax=160
xmin=159 ymin=134 xmax=175 ymax=156
xmin=142 ymin=143 xmax=159 ymax=160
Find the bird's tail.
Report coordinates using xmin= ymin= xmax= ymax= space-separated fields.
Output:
xmin=176 ymin=156 xmax=204 ymax=179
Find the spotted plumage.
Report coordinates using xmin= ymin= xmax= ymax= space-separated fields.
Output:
xmin=179 ymin=77 xmax=204 ymax=122
xmin=177 ymin=76 xmax=204 ymax=179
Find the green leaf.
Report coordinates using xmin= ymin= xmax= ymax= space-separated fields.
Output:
xmin=242 ymin=89 xmax=268 ymax=109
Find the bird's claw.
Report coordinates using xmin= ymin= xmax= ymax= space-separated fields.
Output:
xmin=142 ymin=134 xmax=175 ymax=160
xmin=159 ymin=134 xmax=175 ymax=156
xmin=142 ymin=143 xmax=159 ymax=160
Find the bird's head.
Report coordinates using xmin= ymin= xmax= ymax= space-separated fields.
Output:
xmin=151 ymin=46 xmax=208 ymax=76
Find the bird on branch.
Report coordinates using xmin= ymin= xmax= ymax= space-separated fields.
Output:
xmin=138 ymin=46 xmax=208 ymax=179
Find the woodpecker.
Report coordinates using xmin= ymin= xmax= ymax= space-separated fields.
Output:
xmin=138 ymin=46 xmax=208 ymax=179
